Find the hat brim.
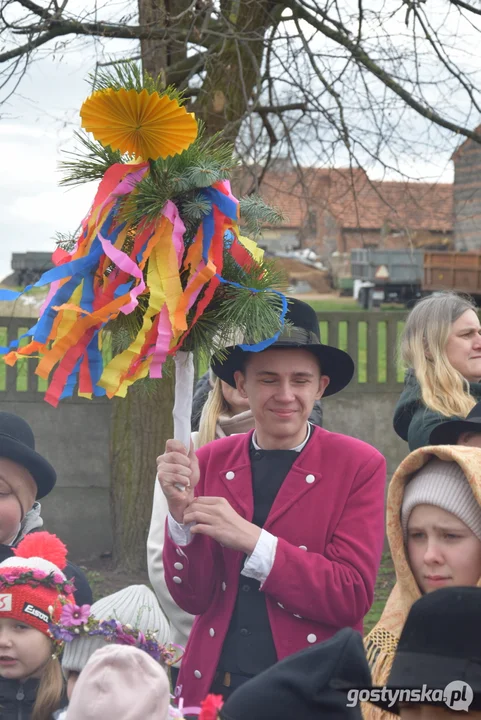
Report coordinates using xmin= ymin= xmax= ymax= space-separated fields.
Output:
xmin=211 ymin=342 xmax=354 ymax=397
xmin=335 ymin=648 xmax=481 ymax=714
xmin=429 ymin=417 xmax=481 ymax=445
xmin=0 ymin=435 xmax=56 ymax=499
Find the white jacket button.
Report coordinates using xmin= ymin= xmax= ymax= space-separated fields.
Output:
xmin=226 ymin=471 xmax=235 ymax=480
xmin=194 ymin=670 xmax=202 ymax=679
xmin=307 ymin=633 xmax=317 ymax=643
xmin=173 ymin=576 xmax=182 ymax=584
xmin=222 ymin=582 xmax=227 ymax=591
xmin=174 ymin=562 xmax=184 ymax=570
xmin=305 ymin=474 xmax=315 ymax=484
xmin=209 ymin=628 xmax=215 ymax=637
xmin=299 ymin=545 xmax=307 ymax=551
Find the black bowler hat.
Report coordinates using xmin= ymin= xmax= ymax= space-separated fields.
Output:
xmin=367 ymin=587 xmax=481 ymax=714
xmin=211 ymin=297 xmax=355 ymax=397
xmin=220 ymin=628 xmax=371 ymax=720
xmin=430 ymin=401 xmax=481 ymax=445
xmin=0 ymin=413 xmax=56 ymax=499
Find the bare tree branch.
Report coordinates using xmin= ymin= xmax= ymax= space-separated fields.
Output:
xmin=288 ymin=0 xmax=481 ymax=144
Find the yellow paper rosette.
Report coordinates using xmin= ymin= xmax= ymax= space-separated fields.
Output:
xmin=80 ymin=87 xmax=198 ymax=160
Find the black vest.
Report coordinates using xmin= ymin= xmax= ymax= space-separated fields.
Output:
xmin=217 ymin=445 xmax=299 ymax=676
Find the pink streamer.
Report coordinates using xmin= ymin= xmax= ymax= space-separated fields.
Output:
xmin=98 ymin=233 xmax=145 ymax=314
xmin=40 ymin=279 xmax=61 ymax=315
xmin=162 ymin=200 xmax=186 ymax=265
xmin=149 ymin=201 xmax=186 ymax=378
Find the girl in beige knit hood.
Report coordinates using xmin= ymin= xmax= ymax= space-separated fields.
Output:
xmin=364 ymin=445 xmax=481 ymax=720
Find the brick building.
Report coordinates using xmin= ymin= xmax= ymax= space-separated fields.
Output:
xmin=235 ymin=164 xmax=453 ymax=260
xmin=452 ymin=129 xmax=481 ymax=250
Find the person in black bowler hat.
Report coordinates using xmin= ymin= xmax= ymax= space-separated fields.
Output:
xmin=220 ymin=627 xmax=371 ymax=720
xmin=430 ymin=400 xmax=481 ymax=448
xmin=156 ymin=297 xmax=387 ymax=708
xmin=366 ymin=586 xmax=481 ymax=718
xmin=0 ymin=411 xmax=92 ymax=605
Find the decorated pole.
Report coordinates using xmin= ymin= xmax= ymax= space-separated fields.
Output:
xmin=0 ymin=64 xmax=287 ymax=455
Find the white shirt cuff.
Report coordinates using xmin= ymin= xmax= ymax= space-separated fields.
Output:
xmin=241 ymin=529 xmax=277 ymax=585
xmin=167 ymin=513 xmax=194 ymax=546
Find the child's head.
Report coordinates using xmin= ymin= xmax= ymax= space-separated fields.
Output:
xmin=0 ymin=532 xmax=75 ymax=718
xmin=65 ymin=645 xmax=171 ymax=720
xmin=429 ymin=401 xmax=481 ymax=448
xmin=59 ymin=584 xmax=173 ymax=699
xmin=402 ymin=458 xmax=481 ymax=593
xmin=0 ymin=413 xmax=56 ymax=544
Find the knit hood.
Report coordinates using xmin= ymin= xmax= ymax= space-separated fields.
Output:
xmin=364 ymin=444 xmax=481 ymax=720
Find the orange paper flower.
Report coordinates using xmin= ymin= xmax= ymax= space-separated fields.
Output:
xmin=80 ymin=87 xmax=198 ymax=160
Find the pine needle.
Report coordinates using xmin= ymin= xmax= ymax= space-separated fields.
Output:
xmin=60 ymin=132 xmax=124 ymax=186
xmin=239 ymin=195 xmax=285 ymax=237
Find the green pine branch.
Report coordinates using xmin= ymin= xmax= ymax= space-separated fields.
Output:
xmin=60 ymin=131 xmax=125 ymax=186
xmin=239 ymin=195 xmax=285 ymax=237
xmin=89 ymin=61 xmax=185 ymax=104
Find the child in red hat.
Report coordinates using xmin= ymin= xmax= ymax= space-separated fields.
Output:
xmin=0 ymin=531 xmax=75 ymax=719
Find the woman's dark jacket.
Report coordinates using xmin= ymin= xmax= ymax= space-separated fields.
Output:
xmin=393 ymin=369 xmax=481 ymax=451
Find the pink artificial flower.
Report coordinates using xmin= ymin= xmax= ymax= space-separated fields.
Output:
xmin=116 ymin=629 xmax=137 ymax=646
xmin=2 ymin=568 xmax=23 ymax=580
xmin=32 ymin=569 xmax=46 ymax=580
xmin=60 ymin=604 xmax=90 ymax=626
xmin=53 ymin=573 xmax=65 ymax=585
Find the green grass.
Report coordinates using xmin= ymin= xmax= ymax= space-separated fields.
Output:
xmin=308 ymin=299 xmax=402 ymax=312
xmin=364 ymin=551 xmax=396 ymax=635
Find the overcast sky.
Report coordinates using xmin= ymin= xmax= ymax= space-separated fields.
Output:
xmin=0 ymin=1 xmax=478 ymax=283
xmin=0 ymin=27 xmax=137 ymax=282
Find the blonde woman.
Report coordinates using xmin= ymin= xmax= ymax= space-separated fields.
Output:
xmin=192 ymin=370 xmax=252 ymax=449
xmin=363 ymin=445 xmax=481 ymax=720
xmin=394 ymin=292 xmax=481 ymax=451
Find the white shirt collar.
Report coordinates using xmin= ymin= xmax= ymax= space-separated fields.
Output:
xmin=252 ymin=423 xmax=312 ymax=452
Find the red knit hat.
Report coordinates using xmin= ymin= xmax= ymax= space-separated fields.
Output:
xmin=0 ymin=532 xmax=75 ymax=636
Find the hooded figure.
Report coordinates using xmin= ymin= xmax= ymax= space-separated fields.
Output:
xmin=65 ymin=645 xmax=171 ymax=720
xmin=220 ymin=627 xmax=371 ymax=720
xmin=363 ymin=444 xmax=481 ymax=720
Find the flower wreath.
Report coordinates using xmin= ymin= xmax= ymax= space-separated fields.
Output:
xmin=49 ymin=602 xmax=183 ymax=665
xmin=0 ymin=568 xmax=75 ymax=597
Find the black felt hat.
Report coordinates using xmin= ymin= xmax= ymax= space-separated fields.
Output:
xmin=430 ymin=401 xmax=481 ymax=445
xmin=368 ymin=587 xmax=481 ymax=714
xmin=0 ymin=413 xmax=56 ymax=499
xmin=220 ymin=628 xmax=371 ymax=720
xmin=211 ymin=297 xmax=354 ymax=396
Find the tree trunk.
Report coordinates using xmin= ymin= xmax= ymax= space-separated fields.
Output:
xmin=138 ymin=0 xmax=168 ymax=80
xmin=108 ymin=0 xmax=271 ymax=570
xmin=110 ymin=375 xmax=175 ymax=571
xmin=138 ymin=0 xmax=193 ymax=82
xmin=191 ymin=0 xmax=276 ymax=142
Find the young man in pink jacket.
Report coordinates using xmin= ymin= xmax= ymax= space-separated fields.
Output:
xmin=157 ymin=298 xmax=386 ymax=706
